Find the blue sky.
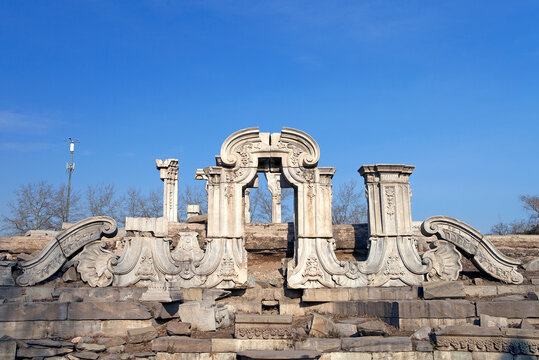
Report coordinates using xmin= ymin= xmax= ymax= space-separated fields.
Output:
xmin=0 ymin=1 xmax=537 ymax=233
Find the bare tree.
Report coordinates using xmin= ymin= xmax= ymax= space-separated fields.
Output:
xmin=489 ymin=194 xmax=539 ymax=235
xmin=490 ymin=221 xmax=510 ymax=235
xmin=248 ymin=186 xmax=293 ymax=223
xmin=54 ymin=184 xmax=83 ymax=228
xmin=86 ymin=183 xmax=122 ymax=221
xmin=520 ymin=195 xmax=539 ymax=221
xmin=143 ymin=189 xmax=162 ymax=218
xmin=123 ymin=188 xmax=162 ymax=218
xmin=332 ymin=180 xmax=367 ymax=224
xmin=178 ymin=184 xmax=208 ymax=221
xmin=1 ymin=181 xmax=57 ymax=234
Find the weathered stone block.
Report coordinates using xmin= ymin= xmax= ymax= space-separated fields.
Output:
xmin=303 ymin=288 xmax=349 ymax=302
xmin=155 ymin=353 xmax=235 ymax=360
xmin=0 ymin=319 xmax=152 ymax=339
xmin=433 ymin=351 xmax=472 ymax=360
xmin=76 ymin=343 xmax=106 ymax=352
xmin=71 ymin=351 xmax=99 ymax=359
xmin=310 ymin=314 xmax=340 ymax=338
xmin=0 ymin=339 xmax=16 ymax=360
xmin=212 ymin=339 xmax=293 ymax=352
xmin=177 ymin=302 xmax=215 ymax=332
xmin=166 ymin=321 xmax=191 ymax=336
xmin=372 ymin=352 xmax=432 ymax=360
xmin=368 ymin=287 xmax=418 ymax=300
xmin=68 ymin=302 xmax=152 ymax=320
xmin=295 ymin=338 xmax=341 ymax=352
xmin=476 ymin=301 xmax=539 ymax=318
xmin=435 ymin=325 xmax=502 ymax=337
xmin=470 ymin=353 xmax=512 ymax=360
xmin=16 ymin=346 xmax=73 ymax=358
xmin=318 ymin=353 xmax=371 ymax=360
xmin=127 ymin=326 xmax=158 ymax=343
xmin=342 ymin=337 xmax=412 ymax=352
xmin=414 ymin=341 xmax=433 ymax=352
xmin=480 ymin=314 xmax=508 ymax=328
xmin=423 ymin=281 xmax=465 ymax=299
xmin=464 ymin=286 xmax=497 ymax=298
xmin=398 ymin=300 xmax=475 ymax=319
xmin=356 ymin=320 xmax=390 ymax=336
xmin=237 ymin=350 xmax=321 ymax=360
xmin=411 ymin=326 xmax=431 ymax=340
xmin=152 ymin=337 xmax=211 ymax=353
xmin=235 ymin=314 xmax=293 ymax=339
xmin=62 ymin=266 xmax=78 ymax=282
xmin=335 ymin=323 xmax=357 ymax=337
xmin=27 ymin=339 xmax=73 ymax=348
xmin=0 ymin=303 xmax=67 ymax=322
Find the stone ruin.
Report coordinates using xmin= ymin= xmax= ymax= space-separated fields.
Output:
xmin=0 ymin=127 xmax=538 ymax=360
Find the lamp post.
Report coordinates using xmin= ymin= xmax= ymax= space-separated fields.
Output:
xmin=65 ymin=138 xmax=79 ymax=224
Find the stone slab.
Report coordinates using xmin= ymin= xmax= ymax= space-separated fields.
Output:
xmin=16 ymin=346 xmax=72 ymax=358
xmin=235 ymin=314 xmax=292 ymax=324
xmin=212 ymin=339 xmax=293 ymax=352
xmin=423 ymin=282 xmax=465 ymax=300
xmin=435 ymin=325 xmax=502 ymax=337
xmin=237 ymin=350 xmax=321 ymax=360
xmin=152 ymin=337 xmax=211 ymax=353
xmin=127 ymin=326 xmax=158 ymax=343
xmin=476 ymin=301 xmax=539 ymax=318
xmin=372 ymin=352 xmax=433 ymax=360
xmin=155 ymin=353 xmax=236 ymax=360
xmin=398 ymin=300 xmax=475 ymax=319
xmin=166 ymin=321 xmax=191 ymax=336
xmin=0 ymin=303 xmax=67 ymax=322
xmin=303 ymin=289 xmax=349 ymax=302
xmin=68 ymin=302 xmax=152 ymax=320
xmin=342 ymin=337 xmax=412 ymax=352
xmin=295 ymin=339 xmax=341 ymax=352
xmin=0 ymin=320 xmax=152 ymax=339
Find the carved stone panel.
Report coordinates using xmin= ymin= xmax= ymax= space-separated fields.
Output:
xmin=17 ymin=216 xmax=117 ymax=286
xmin=422 ymin=216 xmax=523 ymax=284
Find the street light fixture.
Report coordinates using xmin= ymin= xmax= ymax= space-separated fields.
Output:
xmin=65 ymin=137 xmax=80 ymax=224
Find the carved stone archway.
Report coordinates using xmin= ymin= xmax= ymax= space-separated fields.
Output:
xmin=195 ymin=127 xmax=335 ymax=288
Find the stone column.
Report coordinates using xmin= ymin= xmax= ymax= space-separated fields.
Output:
xmin=265 ymin=173 xmax=282 ymax=223
xmin=359 ymin=164 xmax=415 ymax=237
xmin=357 ymin=164 xmax=429 ymax=286
xmin=156 ymin=159 xmax=179 ymax=222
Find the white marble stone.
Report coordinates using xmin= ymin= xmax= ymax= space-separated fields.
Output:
xmin=156 ymin=158 xmax=179 ymax=222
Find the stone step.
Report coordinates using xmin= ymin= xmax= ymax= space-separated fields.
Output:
xmin=237 ymin=350 xmax=321 ymax=359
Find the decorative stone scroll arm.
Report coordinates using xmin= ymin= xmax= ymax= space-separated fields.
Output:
xmin=16 ymin=216 xmax=117 ymax=286
xmin=421 ymin=216 xmax=523 ymax=284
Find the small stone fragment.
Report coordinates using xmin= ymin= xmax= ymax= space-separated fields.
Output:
xmin=524 ymin=257 xmax=539 ymax=271
xmin=356 ymin=319 xmax=391 ymax=336
xmin=166 ymin=321 xmax=191 ymax=336
xmin=76 ymin=343 xmax=106 ymax=352
xmin=62 ymin=266 xmax=78 ymax=282
xmin=309 ymin=314 xmax=340 ymax=338
xmin=480 ymin=314 xmax=508 ymax=328
xmin=411 ymin=326 xmax=431 ymax=340
xmin=335 ymin=323 xmax=357 ymax=337
xmin=72 ymin=351 xmax=99 ymax=359
xmin=127 ymin=326 xmax=158 ymax=344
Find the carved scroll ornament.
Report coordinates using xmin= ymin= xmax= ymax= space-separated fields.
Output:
xmin=421 ymin=216 xmax=523 ymax=284
xmin=16 ymin=216 xmax=117 ymax=286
